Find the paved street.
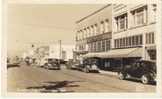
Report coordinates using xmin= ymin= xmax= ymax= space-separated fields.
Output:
xmin=7 ymin=64 xmax=156 ymax=93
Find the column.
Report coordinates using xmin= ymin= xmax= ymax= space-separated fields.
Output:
xmin=143 ymin=6 xmax=147 ymax=24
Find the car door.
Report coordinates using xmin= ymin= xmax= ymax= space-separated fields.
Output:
xmin=128 ymin=62 xmax=139 ymax=77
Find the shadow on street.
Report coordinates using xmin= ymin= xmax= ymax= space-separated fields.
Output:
xmin=26 ymin=80 xmax=82 ymax=93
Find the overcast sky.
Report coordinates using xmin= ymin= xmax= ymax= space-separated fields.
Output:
xmin=7 ymin=4 xmax=105 ymax=56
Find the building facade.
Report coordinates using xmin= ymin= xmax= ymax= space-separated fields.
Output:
xmin=75 ymin=4 xmax=112 ymax=66
xmin=112 ymin=4 xmax=156 ymax=61
xmin=75 ymin=4 xmax=157 ymax=71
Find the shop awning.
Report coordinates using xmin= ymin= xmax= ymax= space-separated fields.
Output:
xmin=83 ymin=48 xmax=142 ymax=58
xmin=82 ymin=52 xmax=100 ymax=58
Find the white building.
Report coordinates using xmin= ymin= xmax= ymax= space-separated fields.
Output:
xmin=49 ymin=44 xmax=74 ymax=61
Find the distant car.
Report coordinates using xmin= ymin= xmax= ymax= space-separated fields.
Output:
xmin=77 ymin=58 xmax=99 ymax=73
xmin=7 ymin=57 xmax=20 ymax=69
xmin=43 ymin=58 xmax=61 ymax=70
xmin=118 ymin=60 xmax=156 ymax=84
xmin=39 ymin=58 xmax=48 ymax=68
xmin=66 ymin=59 xmax=80 ymax=70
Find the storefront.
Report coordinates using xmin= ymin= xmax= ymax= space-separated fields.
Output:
xmin=83 ymin=47 xmax=143 ymax=71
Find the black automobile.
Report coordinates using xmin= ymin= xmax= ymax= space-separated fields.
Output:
xmin=44 ymin=58 xmax=61 ymax=70
xmin=77 ymin=58 xmax=99 ymax=73
xmin=118 ymin=60 xmax=156 ymax=84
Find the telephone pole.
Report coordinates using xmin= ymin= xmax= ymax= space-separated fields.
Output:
xmin=59 ymin=40 xmax=62 ymax=59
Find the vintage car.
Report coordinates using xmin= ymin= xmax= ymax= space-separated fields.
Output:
xmin=118 ymin=60 xmax=156 ymax=84
xmin=77 ymin=58 xmax=100 ymax=73
xmin=41 ymin=58 xmax=61 ymax=70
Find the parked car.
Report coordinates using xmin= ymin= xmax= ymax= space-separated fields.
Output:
xmin=118 ymin=60 xmax=156 ymax=84
xmin=77 ymin=58 xmax=99 ymax=73
xmin=66 ymin=59 xmax=78 ymax=70
xmin=7 ymin=56 xmax=20 ymax=69
xmin=41 ymin=58 xmax=61 ymax=70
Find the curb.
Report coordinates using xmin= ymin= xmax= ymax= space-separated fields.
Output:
xmin=99 ymin=70 xmax=118 ymax=76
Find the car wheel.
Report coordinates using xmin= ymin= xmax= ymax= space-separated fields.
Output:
xmin=141 ymin=75 xmax=149 ymax=84
xmin=118 ymin=72 xmax=125 ymax=80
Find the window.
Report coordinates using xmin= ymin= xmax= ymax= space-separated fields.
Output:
xmin=94 ymin=42 xmax=97 ymax=52
xmin=114 ymin=35 xmax=143 ymax=49
xmin=132 ymin=6 xmax=147 ymax=26
xmin=94 ymin=24 xmax=98 ymax=35
xmin=97 ymin=41 xmax=100 ymax=52
xmin=146 ymin=32 xmax=155 ymax=44
xmin=123 ymin=38 xmax=126 ymax=47
xmin=91 ymin=25 xmax=94 ymax=37
xmin=115 ymin=14 xmax=127 ymax=31
xmin=102 ymin=40 xmax=106 ymax=51
xmin=132 ymin=36 xmax=135 ymax=46
xmin=136 ymin=9 xmax=144 ymax=25
xmin=77 ymin=31 xmax=79 ymax=40
xmin=106 ymin=40 xmax=110 ymax=51
xmin=91 ymin=43 xmax=93 ymax=52
xmin=115 ymin=39 xmax=117 ymax=48
xmin=83 ymin=29 xmax=86 ymax=39
xmin=119 ymin=39 xmax=122 ymax=48
xmin=126 ymin=37 xmax=129 ymax=47
xmin=100 ymin=21 xmax=104 ymax=34
xmin=87 ymin=27 xmax=90 ymax=37
xmin=139 ymin=35 xmax=143 ymax=45
xmin=105 ymin=19 xmax=109 ymax=32
xmin=119 ymin=16 xmax=125 ymax=30
xmin=152 ymin=4 xmax=157 ymax=22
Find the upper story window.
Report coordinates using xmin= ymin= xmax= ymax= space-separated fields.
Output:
xmin=90 ymin=25 xmax=94 ymax=37
xmin=100 ymin=21 xmax=104 ymax=34
xmin=80 ymin=30 xmax=83 ymax=40
xmin=136 ymin=9 xmax=144 ymax=25
xmin=94 ymin=24 xmax=98 ymax=35
xmin=115 ymin=13 xmax=127 ymax=31
xmin=152 ymin=4 xmax=157 ymax=22
xmin=131 ymin=6 xmax=147 ymax=26
xmin=76 ymin=31 xmax=79 ymax=41
xmin=105 ymin=19 xmax=109 ymax=33
xmin=83 ymin=28 xmax=86 ymax=39
xmin=87 ymin=27 xmax=90 ymax=37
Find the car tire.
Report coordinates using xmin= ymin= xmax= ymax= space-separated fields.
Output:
xmin=118 ymin=72 xmax=125 ymax=80
xmin=141 ymin=75 xmax=149 ymax=84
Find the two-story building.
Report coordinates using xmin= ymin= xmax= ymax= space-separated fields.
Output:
xmin=75 ymin=4 xmax=157 ymax=71
xmin=110 ymin=4 xmax=156 ymax=67
xmin=75 ymin=4 xmax=113 ymax=70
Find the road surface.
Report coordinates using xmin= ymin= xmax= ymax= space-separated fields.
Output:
xmin=7 ymin=64 xmax=156 ymax=93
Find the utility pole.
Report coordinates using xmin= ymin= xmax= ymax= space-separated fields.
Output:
xmin=59 ymin=40 xmax=62 ymax=59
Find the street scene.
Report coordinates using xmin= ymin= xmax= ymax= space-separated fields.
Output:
xmin=7 ymin=63 xmax=155 ymax=92
xmin=6 ymin=3 xmax=157 ymax=93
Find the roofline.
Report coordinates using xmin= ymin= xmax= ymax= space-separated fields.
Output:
xmin=76 ymin=4 xmax=111 ymax=24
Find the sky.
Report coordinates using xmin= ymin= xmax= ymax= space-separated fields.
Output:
xmin=7 ymin=4 xmax=105 ymax=57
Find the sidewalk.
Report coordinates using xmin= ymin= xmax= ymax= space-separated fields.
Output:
xmin=99 ymin=70 xmax=118 ymax=77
